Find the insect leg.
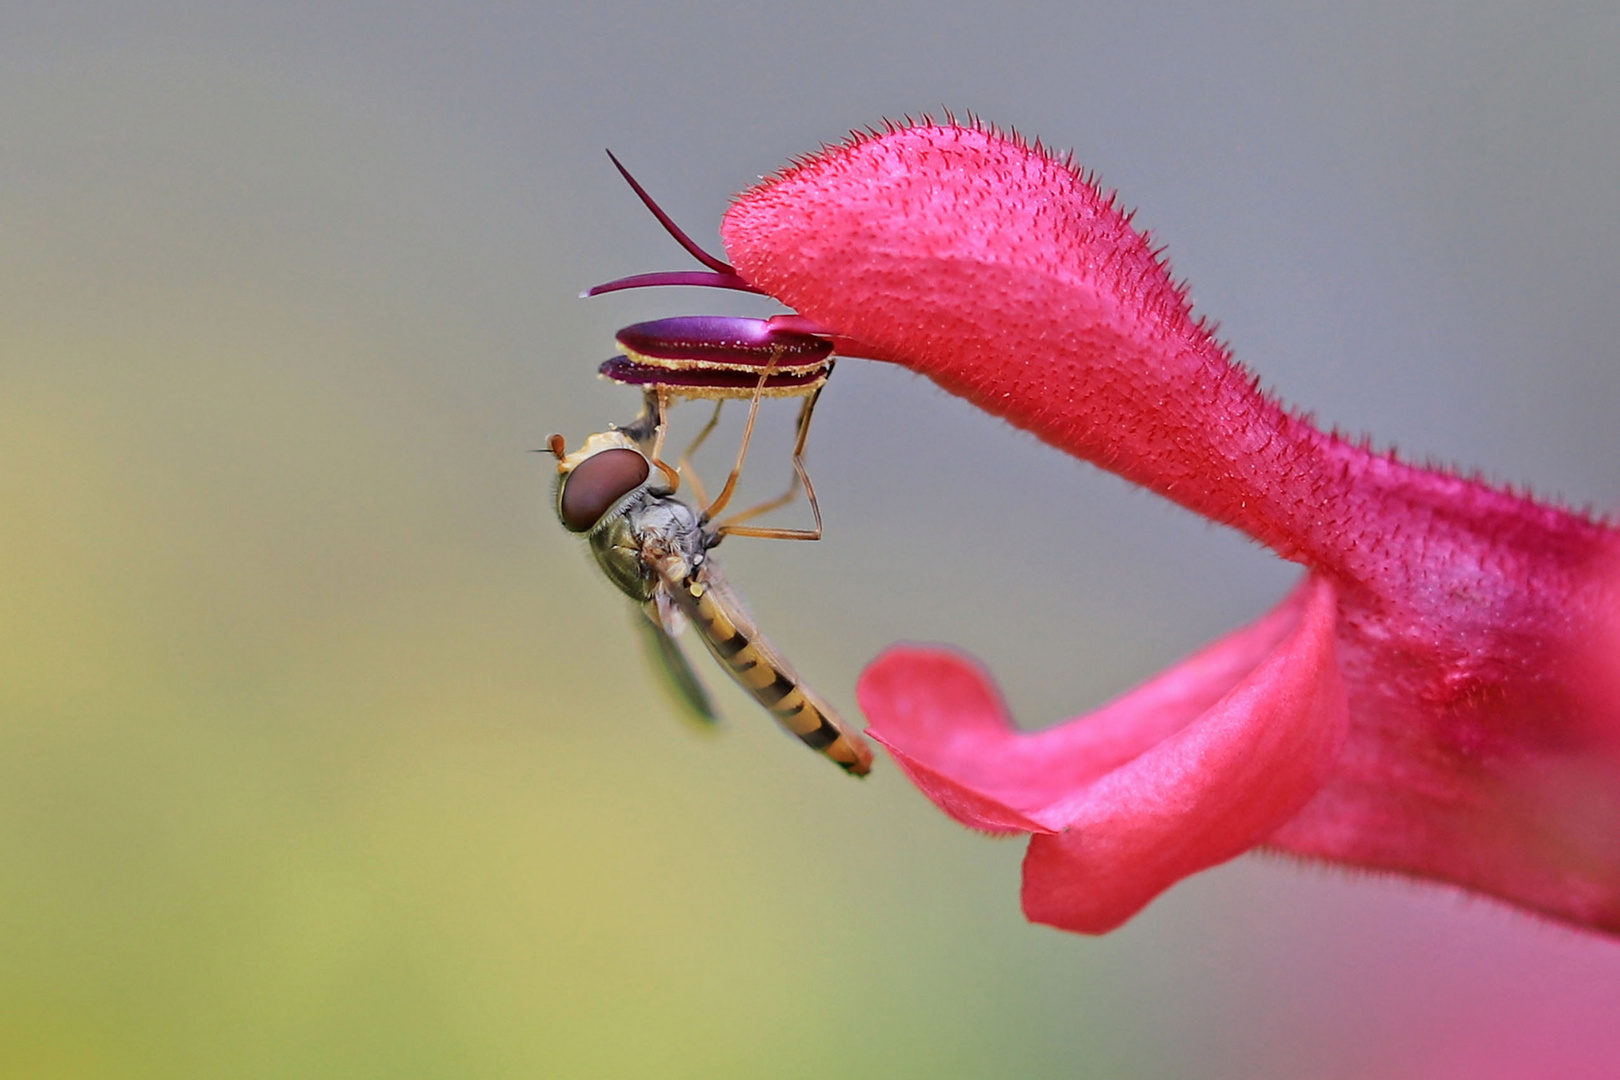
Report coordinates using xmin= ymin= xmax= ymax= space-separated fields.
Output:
xmin=714 ymin=380 xmax=826 ymax=541
xmin=700 ymin=351 xmax=781 ymax=523
xmin=643 ymin=387 xmax=681 ymax=491
xmin=675 ymin=399 xmax=724 ymax=510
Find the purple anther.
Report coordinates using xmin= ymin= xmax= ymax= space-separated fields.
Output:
xmin=600 ymin=355 xmax=829 ymax=394
xmin=614 ymin=316 xmax=833 ymax=372
xmin=584 ymin=270 xmax=763 ymax=298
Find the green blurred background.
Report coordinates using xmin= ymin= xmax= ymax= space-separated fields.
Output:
xmin=4 ymin=3 xmax=1619 ymax=1077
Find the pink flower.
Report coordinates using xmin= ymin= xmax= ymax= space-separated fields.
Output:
xmin=719 ymin=119 xmax=1620 ymax=935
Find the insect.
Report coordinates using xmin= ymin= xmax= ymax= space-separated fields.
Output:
xmin=586 ymin=152 xmax=839 ymax=542
xmin=548 ymin=426 xmax=874 ymax=777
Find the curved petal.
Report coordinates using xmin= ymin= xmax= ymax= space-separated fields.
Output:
xmin=857 ymin=651 xmax=1054 ymax=835
xmin=725 ymin=120 xmax=1620 ymax=935
xmin=861 ymin=575 xmax=1348 ymax=933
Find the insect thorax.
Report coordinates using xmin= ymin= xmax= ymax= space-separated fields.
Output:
xmin=586 ymin=489 xmax=706 ymax=603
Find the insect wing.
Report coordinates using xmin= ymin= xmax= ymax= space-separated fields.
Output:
xmin=653 ymin=553 xmax=874 ymax=776
xmin=631 ymin=601 xmax=719 ymax=727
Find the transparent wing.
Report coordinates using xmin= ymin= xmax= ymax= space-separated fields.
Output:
xmin=632 ymin=602 xmax=719 ymax=727
xmin=651 ymin=553 xmax=874 ymax=776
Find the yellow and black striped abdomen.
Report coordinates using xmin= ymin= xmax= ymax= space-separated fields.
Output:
xmin=675 ymin=564 xmax=873 ymax=777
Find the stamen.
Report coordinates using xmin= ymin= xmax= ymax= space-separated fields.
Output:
xmin=606 ymin=150 xmax=737 ymax=274
xmin=583 ymin=270 xmax=762 ymax=298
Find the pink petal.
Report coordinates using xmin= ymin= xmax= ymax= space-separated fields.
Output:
xmin=721 ymin=120 xmax=1620 ymax=933
xmin=861 ymin=575 xmax=1348 ymax=933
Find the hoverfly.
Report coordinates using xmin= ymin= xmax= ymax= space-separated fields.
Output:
xmin=549 ymin=425 xmax=873 ymax=777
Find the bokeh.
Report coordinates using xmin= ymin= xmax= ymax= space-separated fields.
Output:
xmin=3 ymin=3 xmax=1619 ymax=1077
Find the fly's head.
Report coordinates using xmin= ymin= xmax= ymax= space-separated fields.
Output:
xmin=550 ymin=429 xmax=662 ymax=602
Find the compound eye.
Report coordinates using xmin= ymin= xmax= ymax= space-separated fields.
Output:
xmin=559 ymin=448 xmax=649 ymax=532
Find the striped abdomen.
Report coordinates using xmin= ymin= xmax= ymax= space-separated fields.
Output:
xmin=671 ymin=561 xmax=873 ymax=776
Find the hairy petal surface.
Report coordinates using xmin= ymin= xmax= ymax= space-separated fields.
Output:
xmin=724 ymin=119 xmax=1620 ymax=934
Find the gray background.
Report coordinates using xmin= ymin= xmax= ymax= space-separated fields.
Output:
xmin=3 ymin=3 xmax=1618 ymax=1077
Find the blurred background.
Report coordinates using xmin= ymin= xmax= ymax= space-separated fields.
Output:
xmin=3 ymin=2 xmax=1619 ymax=1077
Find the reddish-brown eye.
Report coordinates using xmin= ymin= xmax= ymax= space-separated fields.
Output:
xmin=559 ymin=448 xmax=649 ymax=532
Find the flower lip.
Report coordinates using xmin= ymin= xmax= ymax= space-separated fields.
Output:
xmin=859 ymin=574 xmax=1348 ymax=933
